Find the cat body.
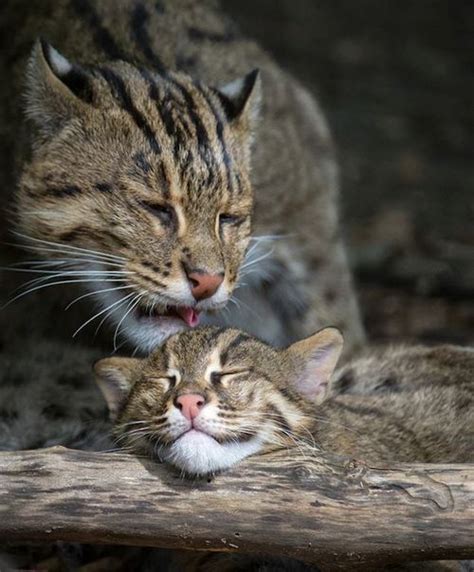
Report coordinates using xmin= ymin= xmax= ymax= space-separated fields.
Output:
xmin=0 ymin=0 xmax=364 ymax=354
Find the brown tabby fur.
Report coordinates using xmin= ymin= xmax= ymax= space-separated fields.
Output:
xmin=0 ymin=0 xmax=364 ymax=354
xmin=96 ymin=327 xmax=474 ymax=474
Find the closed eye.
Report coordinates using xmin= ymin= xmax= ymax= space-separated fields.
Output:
xmin=210 ymin=370 xmax=250 ymax=385
xmin=219 ymin=213 xmax=246 ymax=226
xmin=149 ymin=375 xmax=177 ymax=391
xmin=140 ymin=201 xmax=175 ymax=226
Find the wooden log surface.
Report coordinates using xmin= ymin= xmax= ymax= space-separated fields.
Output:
xmin=1 ymin=446 xmax=473 ymax=569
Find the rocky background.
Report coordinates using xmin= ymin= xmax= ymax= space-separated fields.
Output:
xmin=225 ymin=0 xmax=474 ymax=346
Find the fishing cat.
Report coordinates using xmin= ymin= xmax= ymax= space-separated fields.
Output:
xmin=1 ymin=330 xmax=471 ymax=570
xmin=95 ymin=327 xmax=474 ymax=475
xmin=0 ymin=0 xmax=364 ymax=354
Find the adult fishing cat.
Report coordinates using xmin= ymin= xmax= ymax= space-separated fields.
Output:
xmin=0 ymin=0 xmax=363 ymax=354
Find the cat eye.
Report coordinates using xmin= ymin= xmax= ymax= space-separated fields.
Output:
xmin=210 ymin=370 xmax=249 ymax=385
xmin=219 ymin=213 xmax=245 ymax=226
xmin=149 ymin=375 xmax=177 ymax=391
xmin=141 ymin=201 xmax=175 ymax=226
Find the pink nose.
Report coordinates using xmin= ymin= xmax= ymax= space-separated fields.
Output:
xmin=175 ymin=394 xmax=206 ymax=420
xmin=187 ymin=271 xmax=224 ymax=301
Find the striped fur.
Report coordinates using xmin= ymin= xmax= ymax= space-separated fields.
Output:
xmin=1 ymin=0 xmax=364 ymax=354
xmin=95 ymin=327 xmax=473 ymax=476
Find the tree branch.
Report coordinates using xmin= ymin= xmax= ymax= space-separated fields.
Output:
xmin=1 ymin=447 xmax=473 ymax=569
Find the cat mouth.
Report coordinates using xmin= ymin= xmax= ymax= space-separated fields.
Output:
xmin=136 ymin=305 xmax=200 ymax=327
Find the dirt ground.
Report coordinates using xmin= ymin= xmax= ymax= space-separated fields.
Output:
xmin=225 ymin=0 xmax=474 ymax=346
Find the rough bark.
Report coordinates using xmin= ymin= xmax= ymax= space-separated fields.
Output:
xmin=1 ymin=446 xmax=473 ymax=569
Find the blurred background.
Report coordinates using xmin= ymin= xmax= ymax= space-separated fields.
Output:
xmin=225 ymin=0 xmax=473 ymax=345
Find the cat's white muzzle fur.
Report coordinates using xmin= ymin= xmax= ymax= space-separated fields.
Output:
xmin=160 ymin=430 xmax=263 ymax=476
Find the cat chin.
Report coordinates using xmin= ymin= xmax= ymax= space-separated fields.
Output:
xmin=120 ymin=314 xmax=188 ymax=354
xmin=160 ymin=430 xmax=263 ymax=476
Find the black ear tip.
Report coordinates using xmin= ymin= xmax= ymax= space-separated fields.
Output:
xmin=249 ymin=68 xmax=260 ymax=81
xmin=36 ymin=37 xmax=50 ymax=56
xmin=245 ymin=68 xmax=261 ymax=90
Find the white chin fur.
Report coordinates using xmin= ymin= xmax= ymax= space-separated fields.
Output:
xmin=160 ymin=430 xmax=263 ymax=476
xmin=91 ymin=280 xmax=228 ymax=353
xmin=121 ymin=314 xmax=188 ymax=354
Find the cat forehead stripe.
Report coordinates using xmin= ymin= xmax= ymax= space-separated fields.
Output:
xmin=98 ymin=66 xmax=161 ymax=155
xmin=221 ymin=333 xmax=252 ymax=364
xmin=137 ymin=68 xmax=226 ymax=196
xmin=198 ymin=86 xmax=236 ymax=196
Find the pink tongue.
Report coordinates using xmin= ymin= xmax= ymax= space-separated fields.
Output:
xmin=176 ymin=307 xmax=200 ymax=327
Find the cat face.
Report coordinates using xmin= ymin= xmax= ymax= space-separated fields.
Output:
xmin=17 ymin=42 xmax=260 ymax=351
xmin=95 ymin=326 xmax=343 ymax=476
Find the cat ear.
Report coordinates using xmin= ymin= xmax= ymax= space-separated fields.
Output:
xmin=94 ymin=357 xmax=142 ymax=420
xmin=287 ymin=327 xmax=344 ymax=404
xmin=25 ymin=39 xmax=94 ymax=137
xmin=215 ymin=69 xmax=261 ymax=126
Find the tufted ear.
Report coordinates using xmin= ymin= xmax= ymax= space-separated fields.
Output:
xmin=25 ymin=39 xmax=94 ymax=137
xmin=215 ymin=69 xmax=261 ymax=127
xmin=94 ymin=357 xmax=142 ymax=420
xmin=286 ymin=327 xmax=344 ymax=404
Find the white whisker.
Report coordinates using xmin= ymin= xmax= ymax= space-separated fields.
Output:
xmin=113 ymin=293 xmax=144 ymax=351
xmin=12 ymin=232 xmax=125 ymax=262
xmin=2 ymin=278 xmax=129 ymax=309
xmin=65 ymin=285 xmax=134 ymax=310
xmin=72 ymin=292 xmax=136 ymax=338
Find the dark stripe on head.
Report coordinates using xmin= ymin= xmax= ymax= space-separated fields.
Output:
xmin=49 ymin=185 xmax=82 ymax=198
xmin=204 ymin=327 xmax=226 ymax=348
xmin=70 ymin=0 xmax=128 ymax=61
xmin=94 ymin=182 xmax=113 ymax=193
xmin=221 ymin=333 xmax=251 ymax=365
xmin=140 ymin=70 xmax=186 ymax=152
xmin=139 ymin=68 xmax=216 ymax=188
xmin=98 ymin=67 xmax=161 ymax=154
xmin=137 ymin=69 xmax=179 ymax=195
xmin=130 ymin=3 xmax=167 ymax=74
xmin=169 ymin=77 xmax=210 ymax=151
xmin=133 ymin=151 xmax=152 ymax=174
xmin=199 ymin=87 xmax=235 ymax=194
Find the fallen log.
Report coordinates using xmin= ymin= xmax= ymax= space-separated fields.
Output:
xmin=1 ymin=446 xmax=473 ymax=569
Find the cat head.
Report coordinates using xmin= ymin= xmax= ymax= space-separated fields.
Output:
xmin=17 ymin=40 xmax=261 ymax=351
xmin=94 ymin=326 xmax=343 ymax=476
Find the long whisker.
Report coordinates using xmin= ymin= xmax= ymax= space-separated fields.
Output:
xmin=9 ymin=258 xmax=127 ymax=269
xmin=6 ymin=243 xmax=123 ymax=264
xmin=9 ymin=270 xmax=131 ymax=297
xmin=1 ymin=267 xmax=132 ymax=276
xmin=2 ymin=278 xmax=130 ymax=309
xmin=65 ymin=285 xmax=135 ymax=310
xmin=113 ymin=293 xmax=144 ymax=351
xmin=72 ymin=292 xmax=136 ymax=338
xmin=241 ymin=248 xmax=275 ymax=271
xmin=249 ymin=234 xmax=287 ymax=242
xmin=12 ymin=232 xmax=125 ymax=262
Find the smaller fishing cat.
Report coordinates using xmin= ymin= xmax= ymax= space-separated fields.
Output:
xmin=95 ymin=327 xmax=473 ymax=476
